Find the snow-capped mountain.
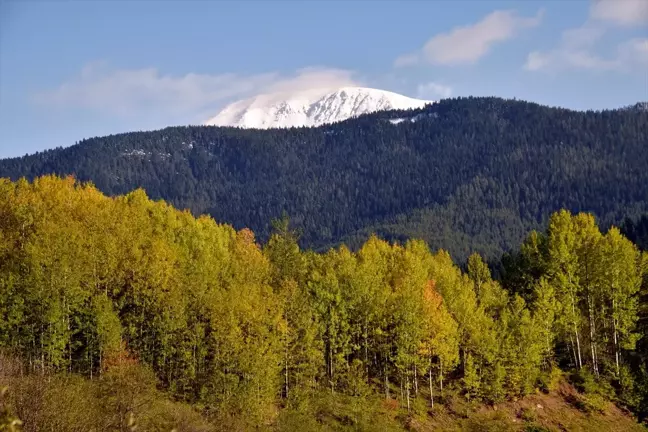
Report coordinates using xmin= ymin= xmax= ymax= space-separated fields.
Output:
xmin=204 ymin=87 xmax=432 ymax=129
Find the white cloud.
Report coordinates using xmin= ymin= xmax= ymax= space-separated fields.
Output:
xmin=524 ymin=48 xmax=620 ymax=72
xmin=617 ymin=38 xmax=648 ymax=66
xmin=590 ymin=0 xmax=648 ymax=26
xmin=395 ymin=9 xmax=544 ymax=67
xmin=524 ymin=0 xmax=648 ymax=72
xmin=33 ymin=62 xmax=361 ymax=121
xmin=525 ymin=1 xmax=648 ymax=73
xmin=525 ymin=37 xmax=648 ymax=72
xmin=264 ymin=67 xmax=359 ymax=94
xmin=561 ymin=25 xmax=606 ymax=48
xmin=416 ymin=82 xmax=453 ymax=99
xmin=394 ymin=54 xmax=419 ymax=68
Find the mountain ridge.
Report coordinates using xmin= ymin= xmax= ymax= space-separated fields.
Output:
xmin=204 ymin=86 xmax=432 ymax=129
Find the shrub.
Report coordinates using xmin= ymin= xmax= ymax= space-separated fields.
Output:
xmin=565 ymin=392 xmax=606 ymax=414
xmin=0 ymin=386 xmax=23 ymax=432
xmin=519 ymin=407 xmax=537 ymax=422
xmin=462 ymin=410 xmax=517 ymax=432
xmin=537 ymin=368 xmax=562 ymax=393
xmin=524 ymin=426 xmax=551 ymax=432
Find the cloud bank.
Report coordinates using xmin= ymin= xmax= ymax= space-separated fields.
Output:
xmin=590 ymin=0 xmax=648 ymax=27
xmin=395 ymin=9 xmax=543 ymax=67
xmin=416 ymin=82 xmax=453 ymax=99
xmin=525 ymin=0 xmax=648 ymax=72
xmin=33 ymin=63 xmax=362 ymax=122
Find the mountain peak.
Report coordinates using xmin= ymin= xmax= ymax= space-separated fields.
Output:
xmin=204 ymin=86 xmax=432 ymax=129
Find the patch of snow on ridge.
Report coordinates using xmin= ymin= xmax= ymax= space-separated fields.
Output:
xmin=121 ymin=150 xmax=171 ymax=159
xmin=122 ymin=149 xmax=147 ymax=157
xmin=387 ymin=112 xmax=439 ymax=125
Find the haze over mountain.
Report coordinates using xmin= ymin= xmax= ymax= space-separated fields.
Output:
xmin=204 ymin=87 xmax=432 ymax=129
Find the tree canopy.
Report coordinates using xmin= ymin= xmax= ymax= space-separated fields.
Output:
xmin=1 ymin=176 xmax=647 ymax=430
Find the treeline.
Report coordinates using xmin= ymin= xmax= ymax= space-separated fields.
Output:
xmin=0 ymin=176 xmax=647 ymax=431
xmin=1 ymin=97 xmax=647 ymax=262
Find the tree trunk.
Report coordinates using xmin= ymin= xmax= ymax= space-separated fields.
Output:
xmin=384 ymin=361 xmax=390 ymax=399
xmin=284 ymin=341 xmax=289 ymax=398
xmin=326 ymin=318 xmax=334 ymax=394
xmin=570 ymin=293 xmax=583 ymax=369
xmin=41 ymin=336 xmax=45 ymax=376
xmin=613 ymin=309 xmax=620 ymax=376
xmin=414 ymin=364 xmax=418 ymax=396
xmin=429 ymin=366 xmax=434 ymax=408
xmin=568 ymin=334 xmax=577 ymax=368
xmin=440 ymin=358 xmax=443 ymax=394
xmin=545 ymin=330 xmax=551 ymax=368
xmin=574 ymin=326 xmax=583 ymax=369
xmin=67 ymin=300 xmax=72 ymax=373
xmin=406 ymin=374 xmax=411 ymax=413
xmin=364 ymin=320 xmax=369 ymax=379
xmin=587 ymin=294 xmax=599 ymax=376
xmin=461 ymin=348 xmax=466 ymax=373
xmin=330 ymin=352 xmax=334 ymax=394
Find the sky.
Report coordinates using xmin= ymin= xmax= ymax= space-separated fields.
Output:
xmin=0 ymin=0 xmax=647 ymax=159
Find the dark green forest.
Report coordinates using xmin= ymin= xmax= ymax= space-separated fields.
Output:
xmin=623 ymin=215 xmax=648 ymax=251
xmin=0 ymin=176 xmax=647 ymax=431
xmin=1 ymin=97 xmax=647 ymax=262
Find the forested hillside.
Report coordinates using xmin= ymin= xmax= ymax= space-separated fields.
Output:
xmin=1 ymin=97 xmax=647 ymax=261
xmin=1 ymin=176 xmax=647 ymax=431
xmin=623 ymin=214 xmax=648 ymax=252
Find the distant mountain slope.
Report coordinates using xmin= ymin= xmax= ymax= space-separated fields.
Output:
xmin=1 ymin=96 xmax=647 ymax=261
xmin=204 ymin=86 xmax=432 ymax=128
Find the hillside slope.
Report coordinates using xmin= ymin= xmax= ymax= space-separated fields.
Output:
xmin=4 ymin=374 xmax=645 ymax=431
xmin=1 ymin=97 xmax=647 ymax=261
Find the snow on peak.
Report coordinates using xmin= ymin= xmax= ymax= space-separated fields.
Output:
xmin=204 ymin=87 xmax=433 ymax=129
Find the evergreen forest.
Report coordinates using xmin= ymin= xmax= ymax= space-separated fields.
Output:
xmin=1 ymin=97 xmax=647 ymax=262
xmin=1 ymin=176 xmax=647 ymax=431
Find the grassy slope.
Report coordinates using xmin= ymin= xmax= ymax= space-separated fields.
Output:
xmin=276 ymin=381 xmax=646 ymax=432
xmin=2 ymin=372 xmax=645 ymax=431
xmin=416 ymin=383 xmax=645 ymax=432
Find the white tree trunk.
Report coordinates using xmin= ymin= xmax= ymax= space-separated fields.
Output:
xmin=406 ymin=374 xmax=411 ymax=413
xmin=587 ymin=294 xmax=599 ymax=376
xmin=568 ymin=335 xmax=577 ymax=368
xmin=613 ymin=305 xmax=620 ymax=376
xmin=429 ymin=359 xmax=434 ymax=408
xmin=284 ymin=342 xmax=289 ymax=398
xmin=384 ymin=361 xmax=390 ymax=399
xmin=570 ymin=292 xmax=583 ymax=369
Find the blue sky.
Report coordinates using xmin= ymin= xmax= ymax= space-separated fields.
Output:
xmin=0 ymin=0 xmax=646 ymax=158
